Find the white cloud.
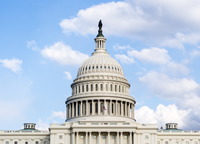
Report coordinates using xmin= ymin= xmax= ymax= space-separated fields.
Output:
xmin=136 ymin=104 xmax=191 ymax=129
xmin=36 ymin=119 xmax=49 ymax=130
xmin=27 ymin=40 xmax=40 ymax=51
xmin=64 ymin=72 xmax=72 ymax=80
xmin=59 ymin=0 xmax=200 ymax=44
xmin=0 ymin=58 xmax=22 ymax=73
xmin=113 ymin=44 xmax=132 ymax=51
xmin=114 ymin=54 xmax=134 ymax=64
xmin=190 ymin=50 xmax=200 ymax=58
xmin=139 ymin=72 xmax=200 ymax=110
xmin=166 ymin=61 xmax=189 ymax=75
xmin=50 ymin=111 xmax=65 ymax=120
xmin=41 ymin=42 xmax=89 ymax=65
xmin=161 ymin=33 xmax=200 ymax=49
xmin=128 ymin=47 xmax=171 ymax=64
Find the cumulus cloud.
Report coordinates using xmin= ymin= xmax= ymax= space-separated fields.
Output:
xmin=50 ymin=111 xmax=65 ymax=120
xmin=41 ymin=42 xmax=89 ymax=65
xmin=59 ymin=0 xmax=200 ymax=44
xmin=0 ymin=58 xmax=22 ymax=73
xmin=36 ymin=119 xmax=50 ymax=130
xmin=166 ymin=61 xmax=190 ymax=75
xmin=27 ymin=40 xmax=40 ymax=51
xmin=113 ymin=44 xmax=132 ymax=51
xmin=190 ymin=50 xmax=200 ymax=58
xmin=139 ymin=72 xmax=200 ymax=110
xmin=114 ymin=54 xmax=134 ymax=64
xmin=136 ymin=104 xmax=191 ymax=129
xmin=64 ymin=72 xmax=72 ymax=80
xmin=161 ymin=33 xmax=200 ymax=49
xmin=128 ymin=47 xmax=171 ymax=64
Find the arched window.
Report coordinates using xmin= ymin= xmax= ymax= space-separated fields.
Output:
xmin=119 ymin=86 xmax=121 ymax=92
xmin=91 ymin=84 xmax=93 ymax=91
xmin=110 ymin=84 xmax=113 ymax=91
xmin=101 ymin=84 xmax=103 ymax=91
xmin=82 ymin=85 xmax=84 ymax=92
xmin=25 ymin=142 xmax=28 ymax=144
xmin=96 ymin=84 xmax=98 ymax=91
xmin=106 ymin=84 xmax=108 ymax=91
xmin=115 ymin=85 xmax=117 ymax=92
xmin=86 ymin=85 xmax=88 ymax=92
xmin=122 ymin=86 xmax=124 ymax=93
xmin=96 ymin=66 xmax=98 ymax=69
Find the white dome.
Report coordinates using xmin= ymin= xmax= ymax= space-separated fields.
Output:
xmin=77 ymin=52 xmax=124 ymax=78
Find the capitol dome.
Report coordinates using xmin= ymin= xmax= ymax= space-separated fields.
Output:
xmin=65 ymin=20 xmax=136 ymax=123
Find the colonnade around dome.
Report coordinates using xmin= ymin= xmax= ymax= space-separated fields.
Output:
xmin=66 ymin=99 xmax=135 ymax=120
xmin=71 ymin=82 xmax=130 ymax=96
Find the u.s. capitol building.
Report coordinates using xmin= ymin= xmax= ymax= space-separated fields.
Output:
xmin=1 ymin=21 xmax=200 ymax=144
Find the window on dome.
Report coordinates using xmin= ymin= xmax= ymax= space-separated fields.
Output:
xmin=96 ymin=66 xmax=98 ymax=69
xmin=96 ymin=84 xmax=98 ymax=91
xmin=106 ymin=84 xmax=108 ymax=91
xmin=115 ymin=67 xmax=116 ymax=70
xmin=89 ymin=67 xmax=90 ymax=70
xmin=86 ymin=85 xmax=88 ymax=92
xmin=86 ymin=67 xmax=87 ymax=70
xmin=115 ymin=85 xmax=117 ymax=92
xmin=108 ymin=66 xmax=110 ymax=69
xmin=100 ymin=66 xmax=102 ymax=69
xmin=91 ymin=84 xmax=93 ymax=91
xmin=119 ymin=86 xmax=121 ymax=92
xmin=118 ymin=68 xmax=119 ymax=71
xmin=110 ymin=84 xmax=113 ymax=91
xmin=25 ymin=142 xmax=28 ymax=144
xmin=101 ymin=84 xmax=103 ymax=91
xmin=104 ymin=66 xmax=106 ymax=69
xmin=79 ymin=85 xmax=80 ymax=93
xmin=15 ymin=142 xmax=17 ymax=144
xmin=92 ymin=66 xmax=94 ymax=69
xmin=83 ymin=68 xmax=84 ymax=71
xmin=122 ymin=86 xmax=124 ymax=93
xmin=78 ymin=104 xmax=80 ymax=115
xmin=82 ymin=85 xmax=84 ymax=92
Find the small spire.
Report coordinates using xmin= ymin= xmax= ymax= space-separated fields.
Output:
xmin=97 ymin=20 xmax=104 ymax=37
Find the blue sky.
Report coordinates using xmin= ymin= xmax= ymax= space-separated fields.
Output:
xmin=1 ymin=0 xmax=200 ymax=130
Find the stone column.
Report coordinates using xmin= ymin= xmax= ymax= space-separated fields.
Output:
xmin=125 ymin=102 xmax=127 ymax=117
xmin=130 ymin=132 xmax=132 ymax=144
xmin=76 ymin=102 xmax=78 ymax=117
xmin=133 ymin=133 xmax=136 ymax=144
xmin=104 ymin=99 xmax=106 ymax=115
xmin=72 ymin=102 xmax=74 ymax=117
xmin=86 ymin=100 xmax=89 ymax=115
xmin=89 ymin=132 xmax=92 ymax=144
xmin=86 ymin=132 xmax=88 ymax=144
xmin=69 ymin=103 xmax=71 ymax=118
xmin=72 ymin=132 xmax=75 ymax=144
xmin=66 ymin=105 xmax=68 ymax=119
xmin=98 ymin=100 xmax=100 ymax=115
xmin=92 ymin=100 xmax=95 ymax=115
xmin=80 ymin=101 xmax=82 ymax=116
xmin=108 ymin=132 xmax=110 ymax=144
xmin=117 ymin=132 xmax=119 ymax=144
xmin=115 ymin=101 xmax=118 ymax=116
xmin=132 ymin=104 xmax=134 ymax=118
xmin=120 ymin=132 xmax=123 ymax=144
xmin=99 ymin=132 xmax=101 ymax=144
xmin=110 ymin=100 xmax=112 ymax=115
xmin=76 ymin=132 xmax=79 ymax=144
